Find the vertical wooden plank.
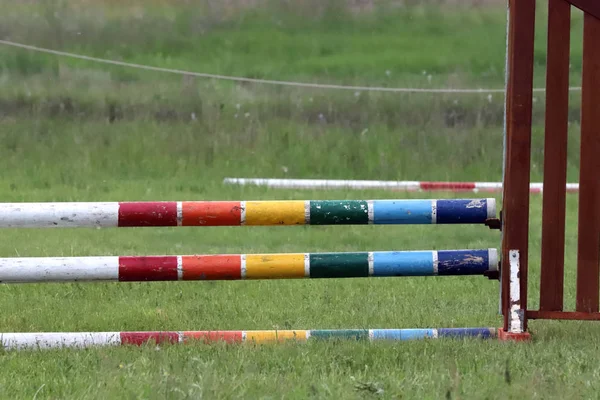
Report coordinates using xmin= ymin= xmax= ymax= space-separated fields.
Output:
xmin=501 ymin=1 xmax=516 ymax=326
xmin=500 ymin=3 xmax=513 ymax=317
xmin=576 ymin=13 xmax=600 ymax=313
xmin=501 ymin=0 xmax=536 ymax=331
xmin=539 ymin=0 xmax=571 ymax=312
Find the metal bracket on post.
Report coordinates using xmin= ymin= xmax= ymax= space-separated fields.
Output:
xmin=499 ymin=250 xmax=531 ymax=341
xmin=484 ymin=267 xmax=500 ymax=281
xmin=485 ymin=211 xmax=503 ymax=231
xmin=485 ymin=219 xmax=502 ymax=230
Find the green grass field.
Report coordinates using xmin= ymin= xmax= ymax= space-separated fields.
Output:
xmin=1 ymin=1 xmax=600 ymax=399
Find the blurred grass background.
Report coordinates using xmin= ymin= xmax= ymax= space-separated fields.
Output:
xmin=0 ymin=1 xmax=598 ymax=399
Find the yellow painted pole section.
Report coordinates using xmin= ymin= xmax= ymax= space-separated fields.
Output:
xmin=245 ymin=330 xmax=309 ymax=343
xmin=244 ymin=201 xmax=306 ymax=225
xmin=245 ymin=254 xmax=306 ymax=279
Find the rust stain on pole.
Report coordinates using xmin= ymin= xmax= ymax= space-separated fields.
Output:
xmin=576 ymin=13 xmax=600 ymax=313
xmin=540 ymin=0 xmax=571 ymax=312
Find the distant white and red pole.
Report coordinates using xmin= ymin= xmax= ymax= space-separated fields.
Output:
xmin=223 ymin=178 xmax=580 ymax=193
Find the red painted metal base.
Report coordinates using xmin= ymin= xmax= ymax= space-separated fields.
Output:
xmin=498 ymin=328 xmax=531 ymax=342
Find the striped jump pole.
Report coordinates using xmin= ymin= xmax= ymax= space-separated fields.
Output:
xmin=0 ymin=328 xmax=498 ymax=350
xmin=0 ymin=199 xmax=496 ymax=228
xmin=0 ymin=249 xmax=498 ymax=283
xmin=223 ymin=177 xmax=581 ymax=193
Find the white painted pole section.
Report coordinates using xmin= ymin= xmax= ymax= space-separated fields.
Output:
xmin=0 ymin=203 xmax=119 ymax=228
xmin=224 ymin=178 xmax=422 ymax=190
xmin=486 ymin=200 xmax=497 ymax=220
xmin=0 ymin=332 xmax=121 ymax=350
xmin=488 ymin=248 xmax=499 ymax=271
xmin=0 ymin=257 xmax=119 ymax=283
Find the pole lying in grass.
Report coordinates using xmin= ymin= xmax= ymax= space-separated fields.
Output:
xmin=0 ymin=199 xmax=496 ymax=228
xmin=0 ymin=328 xmax=499 ymax=350
xmin=223 ymin=177 xmax=581 ymax=193
xmin=0 ymin=249 xmax=498 ymax=283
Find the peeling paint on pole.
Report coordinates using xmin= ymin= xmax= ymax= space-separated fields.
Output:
xmin=0 ymin=199 xmax=496 ymax=228
xmin=0 ymin=249 xmax=498 ymax=283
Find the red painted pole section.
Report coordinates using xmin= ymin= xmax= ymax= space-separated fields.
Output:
xmin=118 ymin=202 xmax=178 ymax=227
xmin=419 ymin=182 xmax=477 ymax=191
xmin=119 ymin=256 xmax=179 ymax=281
xmin=120 ymin=332 xmax=179 ymax=345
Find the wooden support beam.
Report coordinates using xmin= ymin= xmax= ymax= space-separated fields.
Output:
xmin=540 ymin=0 xmax=571 ymax=312
xmin=576 ymin=13 xmax=600 ymax=313
xmin=501 ymin=0 xmax=536 ymax=332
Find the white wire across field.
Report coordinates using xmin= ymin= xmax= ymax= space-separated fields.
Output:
xmin=0 ymin=39 xmax=584 ymax=94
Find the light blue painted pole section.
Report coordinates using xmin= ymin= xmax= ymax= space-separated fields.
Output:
xmin=372 ymin=200 xmax=433 ymax=224
xmin=372 ymin=251 xmax=435 ymax=276
xmin=370 ymin=328 xmax=498 ymax=340
xmin=371 ymin=329 xmax=436 ymax=340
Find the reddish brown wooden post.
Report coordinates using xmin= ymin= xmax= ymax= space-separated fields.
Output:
xmin=506 ymin=1 xmax=600 ymax=326
xmin=539 ymin=0 xmax=571 ymax=312
xmin=501 ymin=0 xmax=536 ymax=333
xmin=576 ymin=13 xmax=600 ymax=313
